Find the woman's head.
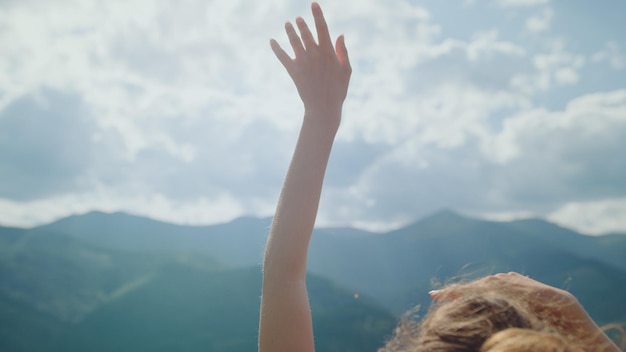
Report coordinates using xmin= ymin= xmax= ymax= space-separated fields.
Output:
xmin=380 ymin=294 xmax=546 ymax=351
xmin=379 ymin=273 xmax=590 ymax=352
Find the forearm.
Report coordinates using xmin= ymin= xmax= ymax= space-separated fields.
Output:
xmin=259 ymin=111 xmax=340 ymax=352
xmin=263 ymin=113 xmax=339 ymax=282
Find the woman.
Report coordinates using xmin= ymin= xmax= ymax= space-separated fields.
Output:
xmin=258 ymin=3 xmax=622 ymax=351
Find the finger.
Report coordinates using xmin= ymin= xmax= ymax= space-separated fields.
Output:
xmin=270 ymin=39 xmax=293 ymax=72
xmin=295 ymin=16 xmax=317 ymax=51
xmin=431 ymin=289 xmax=459 ymax=301
xmin=428 ymin=290 xmax=442 ymax=300
xmin=429 ymin=284 xmax=462 ymax=301
xmin=335 ymin=35 xmax=352 ymax=72
xmin=285 ymin=21 xmax=305 ymax=58
xmin=312 ymin=2 xmax=332 ymax=51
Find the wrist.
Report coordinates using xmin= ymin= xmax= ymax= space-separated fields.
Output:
xmin=303 ymin=107 xmax=342 ymax=132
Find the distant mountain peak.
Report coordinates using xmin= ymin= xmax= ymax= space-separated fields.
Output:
xmin=386 ymin=209 xmax=475 ymax=237
xmin=425 ymin=209 xmax=465 ymax=220
xmin=46 ymin=210 xmax=130 ymax=224
xmin=417 ymin=209 xmax=474 ymax=226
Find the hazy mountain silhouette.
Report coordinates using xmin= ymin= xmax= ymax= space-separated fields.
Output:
xmin=502 ymin=217 xmax=626 ymax=271
xmin=29 ymin=210 xmax=626 ymax=320
xmin=306 ymin=210 xmax=626 ymax=320
xmin=0 ymin=220 xmax=394 ymax=352
xmin=38 ymin=211 xmax=272 ymax=268
xmin=2 ymin=209 xmax=626 ymax=351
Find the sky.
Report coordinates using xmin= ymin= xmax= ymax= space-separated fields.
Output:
xmin=1 ymin=0 xmax=625 ymax=235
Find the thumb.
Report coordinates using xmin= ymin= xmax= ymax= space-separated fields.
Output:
xmin=335 ymin=35 xmax=351 ymax=72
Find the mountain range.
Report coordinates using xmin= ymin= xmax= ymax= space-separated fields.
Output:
xmin=1 ymin=210 xmax=625 ymax=351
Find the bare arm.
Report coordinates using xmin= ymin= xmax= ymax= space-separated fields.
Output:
xmin=259 ymin=3 xmax=351 ymax=352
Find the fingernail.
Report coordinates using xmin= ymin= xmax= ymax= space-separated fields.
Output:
xmin=429 ymin=290 xmax=441 ymax=298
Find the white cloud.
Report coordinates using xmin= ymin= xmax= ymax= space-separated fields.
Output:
xmin=497 ymin=0 xmax=550 ymax=6
xmin=554 ymin=67 xmax=579 ymax=85
xmin=478 ymin=90 xmax=626 ymax=219
xmin=319 ymin=88 xmax=626 ymax=232
xmin=0 ymin=188 xmax=262 ymax=229
xmin=510 ymin=42 xmax=584 ymax=94
xmin=486 ymin=89 xmax=626 ymax=164
xmin=526 ymin=7 xmax=553 ymax=33
xmin=339 ymin=26 xmax=527 ymax=145
xmin=548 ymin=198 xmax=626 ymax=235
xmin=592 ymin=41 xmax=626 ymax=70
xmin=466 ymin=30 xmax=526 ymax=61
xmin=1 ymin=0 xmax=626 ymax=236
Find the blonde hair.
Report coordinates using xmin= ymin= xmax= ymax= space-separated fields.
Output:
xmin=378 ymin=276 xmax=619 ymax=352
xmin=481 ymin=328 xmax=584 ymax=352
xmin=379 ymin=295 xmax=543 ymax=352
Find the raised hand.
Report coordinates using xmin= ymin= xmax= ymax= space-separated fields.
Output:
xmin=270 ymin=2 xmax=351 ymax=124
xmin=260 ymin=4 xmax=351 ymax=352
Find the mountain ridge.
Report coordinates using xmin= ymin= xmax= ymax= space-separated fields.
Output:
xmin=2 ymin=208 xmax=625 ymax=352
xmin=32 ymin=208 xmax=626 ymax=238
